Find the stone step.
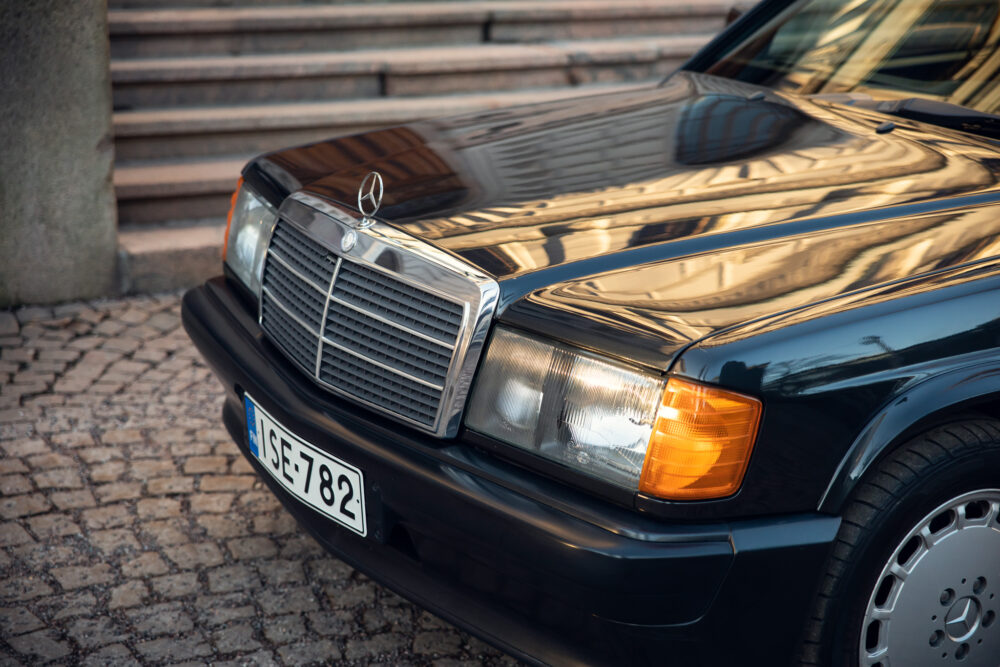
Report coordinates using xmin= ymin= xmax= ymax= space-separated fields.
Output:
xmin=111 ymin=36 xmax=709 ymax=110
xmin=109 ymin=1 xmax=728 ymax=58
xmin=115 ymin=158 xmax=245 ymax=225
xmin=118 ymin=221 xmax=227 ymax=293
xmin=112 ymin=83 xmax=643 ymax=224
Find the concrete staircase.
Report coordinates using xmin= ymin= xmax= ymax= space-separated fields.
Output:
xmin=110 ymin=0 xmax=729 ymax=292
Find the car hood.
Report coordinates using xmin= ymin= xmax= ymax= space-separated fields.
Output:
xmin=252 ymin=71 xmax=1000 ymax=369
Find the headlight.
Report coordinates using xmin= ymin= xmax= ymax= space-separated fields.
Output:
xmin=223 ymin=178 xmax=279 ymax=295
xmin=465 ymin=326 xmax=763 ymax=499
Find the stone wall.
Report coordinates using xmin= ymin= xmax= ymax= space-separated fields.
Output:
xmin=0 ymin=0 xmax=118 ymax=306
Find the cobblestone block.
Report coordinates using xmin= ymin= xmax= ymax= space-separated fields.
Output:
xmin=2 ymin=439 xmax=49 ymax=457
xmin=109 ymin=580 xmax=150 ymax=610
xmin=279 ymin=639 xmax=342 ymax=665
xmin=100 ymin=428 xmax=143 ymax=445
xmin=0 ymin=458 xmax=29 ymax=475
xmin=51 ymin=563 xmax=115 ymax=590
xmin=0 ymin=576 xmax=53 ymax=601
xmin=90 ymin=528 xmax=140 ymax=553
xmin=50 ymin=489 xmax=97 ymax=509
xmin=264 ymin=613 xmax=308 ymax=645
xmin=136 ymin=497 xmax=181 ymax=519
xmin=228 ymin=536 xmax=278 ymax=560
xmin=0 ymin=606 xmax=44 ymax=636
xmin=163 ymin=541 xmax=224 ymax=569
xmin=67 ymin=616 xmax=128 ymax=649
xmin=345 ymin=632 xmax=407 ymax=660
xmin=121 ymin=552 xmax=170 ymax=578
xmin=0 ymin=493 xmax=52 ymax=519
xmin=196 ymin=593 xmax=257 ymax=627
xmin=27 ymin=513 xmax=81 ymax=538
xmin=207 ymin=564 xmax=261 ymax=593
xmin=129 ymin=459 xmax=175 ymax=478
xmin=135 ymin=635 xmax=211 ymax=662
xmin=79 ymin=446 xmax=122 ymax=464
xmin=47 ymin=591 xmax=98 ymax=620
xmin=95 ymin=481 xmax=143 ymax=502
xmin=82 ymin=504 xmax=132 ymax=529
xmin=189 ymin=492 xmax=234 ymax=513
xmin=7 ymin=628 xmax=71 ymax=661
xmin=199 ymin=474 xmax=256 ymax=492
xmin=26 ymin=452 xmax=73 ymax=469
xmin=306 ymin=609 xmax=354 ymax=636
xmin=257 ymin=559 xmax=305 ymax=586
xmin=414 ymin=630 xmax=465 ymax=656
xmin=213 ymin=622 xmax=262 ymax=654
xmin=184 ymin=455 xmax=229 ymax=474
xmin=81 ymin=643 xmax=139 ymax=666
xmin=0 ymin=474 xmax=33 ymax=495
xmin=258 ymin=585 xmax=321 ymax=615
xmin=0 ymin=522 xmax=35 ymax=546
xmin=252 ymin=512 xmax=298 ymax=536
xmin=198 ymin=514 xmax=249 ymax=539
xmin=151 ymin=572 xmax=200 ymax=598
xmin=128 ymin=602 xmax=195 ymax=636
xmin=141 ymin=518 xmax=190 ymax=546
xmin=32 ymin=467 xmax=83 ymax=489
xmin=147 ymin=475 xmax=194 ymax=494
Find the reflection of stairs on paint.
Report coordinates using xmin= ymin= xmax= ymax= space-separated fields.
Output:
xmin=110 ymin=0 xmax=729 ymax=292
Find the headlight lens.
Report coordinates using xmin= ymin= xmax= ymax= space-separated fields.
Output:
xmin=223 ymin=180 xmax=278 ymax=295
xmin=465 ymin=327 xmax=664 ymax=489
xmin=465 ymin=326 xmax=763 ymax=499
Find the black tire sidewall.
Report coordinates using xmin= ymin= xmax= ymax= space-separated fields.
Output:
xmin=829 ymin=446 xmax=1000 ymax=666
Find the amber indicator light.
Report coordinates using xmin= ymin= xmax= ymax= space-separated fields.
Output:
xmin=639 ymin=378 xmax=762 ymax=500
xmin=221 ymin=177 xmax=244 ymax=262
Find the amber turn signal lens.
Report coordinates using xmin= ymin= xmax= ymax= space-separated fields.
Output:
xmin=221 ymin=177 xmax=244 ymax=261
xmin=639 ymin=378 xmax=762 ymax=500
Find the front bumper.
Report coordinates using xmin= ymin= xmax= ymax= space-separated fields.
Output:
xmin=182 ymin=278 xmax=840 ymax=666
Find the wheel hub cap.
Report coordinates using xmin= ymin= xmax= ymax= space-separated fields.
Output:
xmin=945 ymin=597 xmax=981 ymax=642
xmin=859 ymin=489 xmax=1000 ymax=666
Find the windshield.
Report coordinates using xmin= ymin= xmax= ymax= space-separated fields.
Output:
xmin=704 ymin=0 xmax=1000 ymax=113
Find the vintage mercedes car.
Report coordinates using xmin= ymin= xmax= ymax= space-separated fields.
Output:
xmin=182 ymin=0 xmax=1000 ymax=664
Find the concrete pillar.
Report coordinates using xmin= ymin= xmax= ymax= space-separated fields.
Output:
xmin=0 ymin=0 xmax=118 ymax=306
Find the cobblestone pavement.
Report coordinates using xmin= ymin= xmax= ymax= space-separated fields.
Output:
xmin=0 ymin=294 xmax=520 ymax=666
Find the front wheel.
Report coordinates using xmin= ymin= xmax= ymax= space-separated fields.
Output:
xmin=801 ymin=419 xmax=1000 ymax=666
xmin=858 ymin=489 xmax=1000 ymax=665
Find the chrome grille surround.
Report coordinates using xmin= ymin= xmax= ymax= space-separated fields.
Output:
xmin=259 ymin=192 xmax=499 ymax=437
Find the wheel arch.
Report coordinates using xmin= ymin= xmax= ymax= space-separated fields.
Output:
xmin=818 ymin=360 xmax=1000 ymax=514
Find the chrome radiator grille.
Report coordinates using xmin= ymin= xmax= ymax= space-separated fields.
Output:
xmin=260 ymin=219 xmax=465 ymax=428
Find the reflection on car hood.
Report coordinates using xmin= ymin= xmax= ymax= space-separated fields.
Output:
xmin=254 ymin=71 xmax=1000 ymax=369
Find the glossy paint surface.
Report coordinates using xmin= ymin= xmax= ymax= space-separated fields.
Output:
xmin=254 ymin=70 xmax=1000 ymax=366
xmin=248 ymin=65 xmax=1000 ymax=517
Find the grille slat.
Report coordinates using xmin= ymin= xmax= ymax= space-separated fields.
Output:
xmin=325 ymin=301 xmax=452 ymax=382
xmin=261 ymin=301 xmax=319 ymax=373
xmin=262 ymin=261 xmax=325 ymax=331
xmin=270 ymin=223 xmax=335 ymax=287
xmin=259 ymin=218 xmax=465 ymax=430
xmin=334 ymin=263 xmax=463 ymax=343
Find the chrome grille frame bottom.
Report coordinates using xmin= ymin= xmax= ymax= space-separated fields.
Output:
xmin=259 ymin=192 xmax=499 ymax=438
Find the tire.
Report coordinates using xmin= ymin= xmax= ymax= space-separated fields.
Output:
xmin=800 ymin=418 xmax=1000 ymax=666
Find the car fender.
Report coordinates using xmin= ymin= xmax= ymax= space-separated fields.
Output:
xmin=818 ymin=355 xmax=1000 ymax=513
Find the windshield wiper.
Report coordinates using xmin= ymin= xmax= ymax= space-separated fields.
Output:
xmin=862 ymin=97 xmax=1000 ymax=142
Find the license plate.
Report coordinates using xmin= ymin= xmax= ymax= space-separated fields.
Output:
xmin=243 ymin=394 xmax=366 ymax=537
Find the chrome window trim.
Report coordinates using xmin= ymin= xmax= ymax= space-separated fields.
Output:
xmin=259 ymin=192 xmax=500 ymax=438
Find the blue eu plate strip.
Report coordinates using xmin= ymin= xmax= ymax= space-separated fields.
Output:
xmin=244 ymin=396 xmax=259 ymax=457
